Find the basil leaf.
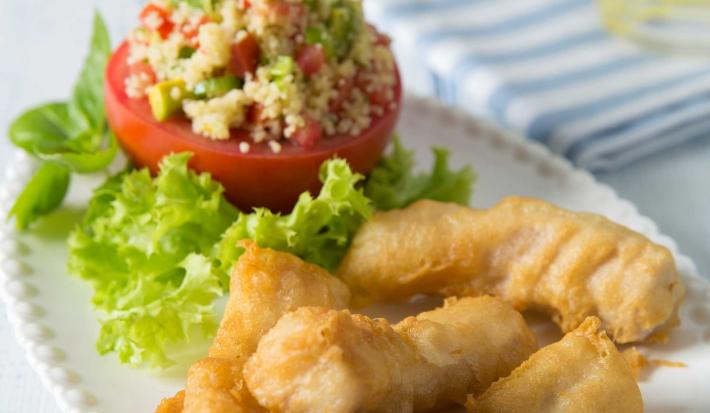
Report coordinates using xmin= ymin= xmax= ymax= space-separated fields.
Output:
xmin=38 ymin=131 xmax=119 ymax=173
xmin=69 ymin=12 xmax=111 ymax=131
xmin=5 ymin=12 xmax=115 ymax=230
xmin=9 ymin=103 xmax=118 ymax=173
xmin=8 ymin=103 xmax=76 ymax=153
xmin=8 ymin=162 xmax=71 ymax=230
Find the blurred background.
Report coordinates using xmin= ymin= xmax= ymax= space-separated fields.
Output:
xmin=1 ymin=0 xmax=709 ymax=411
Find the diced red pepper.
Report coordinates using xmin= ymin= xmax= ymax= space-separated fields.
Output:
xmin=181 ymin=15 xmax=209 ymax=40
xmin=292 ymin=117 xmax=322 ymax=149
xmin=228 ymin=33 xmax=260 ymax=78
xmin=330 ymin=76 xmax=355 ymax=112
xmin=296 ymin=45 xmax=325 ymax=76
xmin=140 ymin=4 xmax=174 ymax=39
xmin=367 ymin=88 xmax=390 ymax=107
xmin=129 ymin=60 xmax=157 ymax=85
xmin=247 ymin=103 xmax=266 ymax=124
xmin=356 ymin=72 xmax=390 ymax=107
xmin=274 ymin=1 xmax=305 ymax=18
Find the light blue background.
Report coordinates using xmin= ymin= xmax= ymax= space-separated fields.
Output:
xmin=0 ymin=1 xmax=708 ymax=411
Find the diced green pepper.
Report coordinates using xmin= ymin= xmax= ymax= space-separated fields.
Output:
xmin=149 ymin=79 xmax=187 ymax=121
xmin=305 ymin=26 xmax=323 ymax=45
xmin=329 ymin=5 xmax=357 ymax=59
xmin=200 ymin=0 xmax=222 ymax=21
xmin=303 ymin=0 xmax=318 ymax=11
xmin=269 ymin=56 xmax=296 ymax=78
xmin=172 ymin=0 xmax=221 ymax=20
xmin=178 ymin=46 xmax=196 ymax=59
xmin=193 ymin=75 xmax=243 ymax=99
xmin=305 ymin=26 xmax=335 ymax=59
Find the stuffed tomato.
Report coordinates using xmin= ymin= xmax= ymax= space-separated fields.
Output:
xmin=105 ymin=0 xmax=401 ymax=211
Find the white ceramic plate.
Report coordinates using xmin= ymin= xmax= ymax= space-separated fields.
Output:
xmin=1 ymin=95 xmax=709 ymax=413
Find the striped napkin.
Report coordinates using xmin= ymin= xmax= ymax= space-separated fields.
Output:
xmin=366 ymin=0 xmax=710 ymax=170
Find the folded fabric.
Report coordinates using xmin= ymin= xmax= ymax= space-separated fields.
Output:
xmin=366 ymin=0 xmax=710 ymax=171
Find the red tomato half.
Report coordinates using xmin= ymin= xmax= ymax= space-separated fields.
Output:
xmin=105 ymin=41 xmax=402 ymax=212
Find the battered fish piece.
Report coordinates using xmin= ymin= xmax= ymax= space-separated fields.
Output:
xmin=156 ymin=241 xmax=351 ymax=413
xmin=209 ymin=241 xmax=351 ymax=362
xmin=466 ymin=317 xmax=643 ymax=413
xmin=338 ymin=197 xmax=684 ymax=343
xmin=243 ymin=296 xmax=537 ymax=413
xmin=155 ymin=390 xmax=184 ymax=413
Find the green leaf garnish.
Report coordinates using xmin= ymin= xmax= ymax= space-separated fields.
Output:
xmin=216 ymin=159 xmax=373 ymax=272
xmin=365 ymin=137 xmax=476 ymax=210
xmin=68 ymin=153 xmax=238 ymax=368
xmin=69 ymin=12 xmax=112 ymax=131
xmin=8 ymin=162 xmax=71 ymax=230
xmin=6 ymin=12 xmax=116 ymax=229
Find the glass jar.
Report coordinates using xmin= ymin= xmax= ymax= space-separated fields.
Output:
xmin=598 ymin=0 xmax=710 ymax=52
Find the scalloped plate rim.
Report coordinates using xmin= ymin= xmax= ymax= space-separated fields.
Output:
xmin=0 ymin=93 xmax=706 ymax=413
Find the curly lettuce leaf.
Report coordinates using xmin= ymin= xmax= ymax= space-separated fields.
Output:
xmin=68 ymin=153 xmax=238 ymax=368
xmin=365 ymin=137 xmax=476 ymax=210
xmin=216 ymin=159 xmax=372 ymax=272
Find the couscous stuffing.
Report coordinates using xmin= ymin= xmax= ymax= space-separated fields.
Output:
xmin=125 ymin=0 xmax=397 ymax=151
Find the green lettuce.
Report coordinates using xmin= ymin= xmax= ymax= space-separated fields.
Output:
xmin=216 ymin=159 xmax=372 ymax=272
xmin=67 ymin=140 xmax=475 ymax=368
xmin=68 ymin=153 xmax=238 ymax=368
xmin=365 ymin=137 xmax=476 ymax=211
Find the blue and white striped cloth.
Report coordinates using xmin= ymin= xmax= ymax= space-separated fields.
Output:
xmin=366 ymin=0 xmax=710 ymax=170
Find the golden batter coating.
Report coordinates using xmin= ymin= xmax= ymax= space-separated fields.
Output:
xmin=209 ymin=241 xmax=351 ymax=363
xmin=243 ymin=296 xmax=536 ymax=413
xmin=338 ymin=197 xmax=684 ymax=343
xmin=466 ymin=317 xmax=643 ymax=413
xmin=156 ymin=241 xmax=350 ymax=413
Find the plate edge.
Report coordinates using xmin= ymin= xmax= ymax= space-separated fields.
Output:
xmin=0 ymin=93 xmax=705 ymax=413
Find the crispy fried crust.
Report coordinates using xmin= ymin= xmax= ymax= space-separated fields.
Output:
xmin=157 ymin=241 xmax=351 ymax=413
xmin=338 ymin=197 xmax=684 ymax=343
xmin=155 ymin=390 xmax=185 ymax=413
xmin=466 ymin=317 xmax=643 ymax=413
xmin=209 ymin=240 xmax=351 ymax=363
xmin=244 ymin=296 xmax=536 ymax=413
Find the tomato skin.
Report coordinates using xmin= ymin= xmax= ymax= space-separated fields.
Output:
xmin=140 ymin=4 xmax=174 ymax=39
xmin=228 ymin=34 xmax=260 ymax=78
xmin=105 ymin=41 xmax=402 ymax=212
xmin=296 ymin=45 xmax=325 ymax=76
xmin=367 ymin=23 xmax=391 ymax=46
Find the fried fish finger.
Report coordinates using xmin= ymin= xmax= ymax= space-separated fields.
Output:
xmin=209 ymin=241 xmax=351 ymax=362
xmin=466 ymin=317 xmax=643 ymax=413
xmin=243 ymin=296 xmax=536 ymax=413
xmin=156 ymin=241 xmax=351 ymax=413
xmin=338 ymin=197 xmax=684 ymax=343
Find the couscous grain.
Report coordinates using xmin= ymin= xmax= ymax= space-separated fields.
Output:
xmin=126 ymin=0 xmax=397 ymax=148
